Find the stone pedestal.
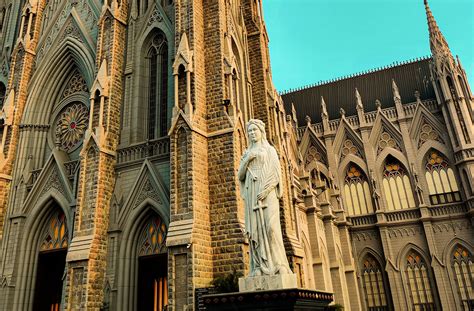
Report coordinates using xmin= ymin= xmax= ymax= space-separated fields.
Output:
xmin=202 ymin=288 xmax=333 ymax=311
xmin=239 ymin=274 xmax=297 ymax=292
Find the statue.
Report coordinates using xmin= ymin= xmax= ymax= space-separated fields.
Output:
xmin=238 ymin=119 xmax=292 ymax=279
xmin=369 ymin=169 xmax=381 ymax=210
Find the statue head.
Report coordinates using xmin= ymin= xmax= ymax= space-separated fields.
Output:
xmin=246 ymin=119 xmax=269 ymax=147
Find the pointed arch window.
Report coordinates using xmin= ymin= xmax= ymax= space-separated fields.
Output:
xmin=452 ymin=245 xmax=474 ymax=310
xmin=382 ymin=156 xmax=416 ymax=211
xmin=40 ymin=209 xmax=68 ymax=251
xmin=147 ymin=32 xmax=168 ymax=139
xmin=425 ymin=151 xmax=461 ymax=205
xmin=343 ymin=164 xmax=373 ymax=215
xmin=137 ymin=215 xmax=168 ymax=311
xmin=361 ymin=254 xmax=388 ymax=310
xmin=405 ymin=250 xmax=435 ymax=310
xmin=138 ymin=215 xmax=167 ymax=256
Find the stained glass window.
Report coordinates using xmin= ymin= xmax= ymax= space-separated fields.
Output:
xmin=147 ymin=32 xmax=168 ymax=139
xmin=452 ymin=245 xmax=474 ymax=310
xmin=361 ymin=255 xmax=388 ymax=310
xmin=382 ymin=156 xmax=416 ymax=210
xmin=343 ymin=165 xmax=373 ymax=215
xmin=405 ymin=250 xmax=435 ymax=310
xmin=138 ymin=216 xmax=167 ymax=256
xmin=425 ymin=151 xmax=461 ymax=204
xmin=40 ymin=210 xmax=68 ymax=251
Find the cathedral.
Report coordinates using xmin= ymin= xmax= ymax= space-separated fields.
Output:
xmin=0 ymin=0 xmax=472 ymax=310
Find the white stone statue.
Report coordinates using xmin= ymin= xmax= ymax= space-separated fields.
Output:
xmin=238 ymin=119 xmax=293 ymax=282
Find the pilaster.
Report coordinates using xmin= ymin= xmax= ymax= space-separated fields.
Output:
xmin=63 ymin=2 xmax=128 ymax=310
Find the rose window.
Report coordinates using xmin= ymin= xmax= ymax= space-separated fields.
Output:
xmin=55 ymin=103 xmax=89 ymax=152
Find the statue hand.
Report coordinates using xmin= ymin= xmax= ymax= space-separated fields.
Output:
xmin=257 ymin=187 xmax=271 ymax=201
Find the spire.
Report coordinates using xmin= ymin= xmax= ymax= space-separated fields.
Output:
xmin=424 ymin=0 xmax=454 ymax=66
xmin=355 ymin=88 xmax=363 ymax=110
xmin=320 ymin=96 xmax=328 ymax=118
xmin=392 ymin=79 xmax=401 ymax=101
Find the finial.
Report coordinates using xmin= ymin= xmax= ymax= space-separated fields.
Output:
xmin=375 ymin=99 xmax=382 ymax=110
xmin=339 ymin=108 xmax=346 ymax=117
xmin=415 ymin=90 xmax=422 ymax=104
xmin=305 ymin=115 xmax=312 ymax=126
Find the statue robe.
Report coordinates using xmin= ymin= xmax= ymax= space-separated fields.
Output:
xmin=238 ymin=144 xmax=291 ymax=276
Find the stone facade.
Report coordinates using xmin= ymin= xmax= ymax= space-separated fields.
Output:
xmin=0 ymin=0 xmax=471 ymax=311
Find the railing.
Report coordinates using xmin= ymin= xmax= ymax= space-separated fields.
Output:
xmin=403 ymin=102 xmax=418 ymax=116
xmin=383 ymin=107 xmax=398 ymax=120
xmin=429 ymin=203 xmax=468 ymax=217
xmin=429 ymin=191 xmax=461 ymax=205
xmin=346 ymin=115 xmax=360 ymax=127
xmin=328 ymin=119 xmax=339 ymax=131
xmin=295 ymin=99 xmax=441 ymax=136
xmin=454 ymin=148 xmax=474 ymax=162
xmin=364 ymin=110 xmax=378 ymax=124
xmin=313 ymin=123 xmax=323 ymax=134
xmin=385 ymin=209 xmax=421 ymax=222
xmin=350 ymin=214 xmax=377 ymax=227
xmin=116 ymin=137 xmax=170 ymax=164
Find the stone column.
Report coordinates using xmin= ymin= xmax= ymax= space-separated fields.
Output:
xmin=0 ymin=0 xmax=48 ymax=239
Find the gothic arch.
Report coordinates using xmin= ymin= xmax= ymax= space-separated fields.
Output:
xmin=443 ymin=238 xmax=474 ymax=264
xmin=305 ymin=161 xmax=329 ymax=179
xmin=357 ymin=247 xmax=384 ymax=268
xmin=375 ymin=148 xmax=410 ymax=177
xmin=23 ymin=39 xmax=94 ymax=125
xmin=338 ymin=154 xmax=368 ymax=181
xmin=12 ymin=196 xmax=71 ymax=310
xmin=116 ymin=203 xmax=169 ymax=311
xmin=415 ymin=141 xmax=451 ymax=174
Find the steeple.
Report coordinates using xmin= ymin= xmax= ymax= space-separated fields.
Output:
xmin=424 ymin=0 xmax=455 ymax=69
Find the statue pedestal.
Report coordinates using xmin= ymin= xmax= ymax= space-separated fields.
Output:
xmin=239 ymin=274 xmax=297 ymax=292
xmin=201 ymin=288 xmax=333 ymax=311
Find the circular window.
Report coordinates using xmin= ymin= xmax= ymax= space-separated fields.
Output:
xmin=54 ymin=102 xmax=89 ymax=152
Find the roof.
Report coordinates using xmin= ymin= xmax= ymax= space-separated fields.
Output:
xmin=281 ymin=57 xmax=437 ymax=124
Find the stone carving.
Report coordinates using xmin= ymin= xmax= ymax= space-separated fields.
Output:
xmin=341 ymin=138 xmax=361 ymax=158
xmin=377 ymin=129 xmax=400 ymax=154
xmin=418 ymin=122 xmax=443 ymax=148
xmin=62 ymin=70 xmax=88 ymax=98
xmin=147 ymin=5 xmax=164 ymax=26
xmin=133 ymin=177 xmax=163 ymax=208
xmin=238 ymin=119 xmax=295 ymax=290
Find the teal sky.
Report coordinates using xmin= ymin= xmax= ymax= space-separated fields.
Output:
xmin=264 ymin=0 xmax=474 ymax=93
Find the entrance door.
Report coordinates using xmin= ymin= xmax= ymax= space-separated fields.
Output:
xmin=33 ymin=249 xmax=67 ymax=311
xmin=137 ymin=254 xmax=168 ymax=311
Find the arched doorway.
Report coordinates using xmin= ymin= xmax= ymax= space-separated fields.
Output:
xmin=136 ymin=214 xmax=168 ymax=311
xmin=33 ymin=209 xmax=68 ymax=311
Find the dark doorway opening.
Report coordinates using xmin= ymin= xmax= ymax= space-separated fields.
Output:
xmin=137 ymin=253 xmax=168 ymax=311
xmin=33 ymin=249 xmax=67 ymax=311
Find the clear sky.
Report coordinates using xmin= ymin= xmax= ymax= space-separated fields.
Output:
xmin=264 ymin=0 xmax=474 ymax=93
